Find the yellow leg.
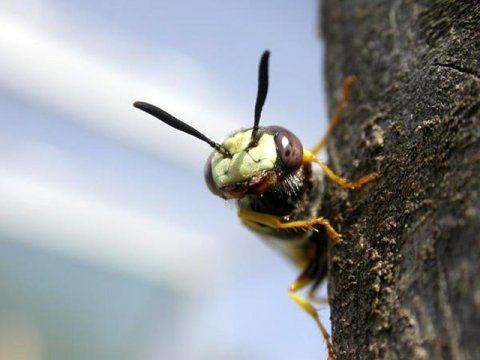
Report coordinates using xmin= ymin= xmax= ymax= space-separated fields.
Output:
xmin=304 ymin=149 xmax=379 ymax=189
xmin=238 ymin=209 xmax=341 ymax=241
xmin=289 ymin=273 xmax=334 ymax=360
xmin=311 ymin=76 xmax=354 ymax=155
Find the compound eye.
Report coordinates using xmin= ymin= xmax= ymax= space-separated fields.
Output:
xmin=204 ymin=153 xmax=225 ymax=198
xmin=268 ymin=126 xmax=303 ymax=170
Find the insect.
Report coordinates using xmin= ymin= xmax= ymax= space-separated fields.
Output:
xmin=134 ymin=51 xmax=377 ymax=360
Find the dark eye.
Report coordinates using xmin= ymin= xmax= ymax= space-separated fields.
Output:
xmin=267 ymin=126 xmax=303 ymax=170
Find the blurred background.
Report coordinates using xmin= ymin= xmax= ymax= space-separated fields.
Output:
xmin=0 ymin=0 xmax=332 ymax=359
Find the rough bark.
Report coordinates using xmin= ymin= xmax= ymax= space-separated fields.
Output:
xmin=321 ymin=1 xmax=480 ymax=359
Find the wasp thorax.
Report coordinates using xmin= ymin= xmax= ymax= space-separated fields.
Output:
xmin=204 ymin=126 xmax=304 ymax=199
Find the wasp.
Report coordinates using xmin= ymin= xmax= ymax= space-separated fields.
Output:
xmin=134 ymin=51 xmax=377 ymax=360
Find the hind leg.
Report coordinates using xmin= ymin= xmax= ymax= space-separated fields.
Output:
xmin=289 ymin=263 xmax=334 ymax=360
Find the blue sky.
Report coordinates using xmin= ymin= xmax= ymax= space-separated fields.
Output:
xmin=0 ymin=1 xmax=334 ymax=359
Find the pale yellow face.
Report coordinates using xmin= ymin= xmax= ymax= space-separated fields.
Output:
xmin=211 ymin=129 xmax=277 ymax=189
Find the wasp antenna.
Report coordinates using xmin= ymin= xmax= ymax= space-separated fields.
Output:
xmin=251 ymin=50 xmax=270 ymax=145
xmin=133 ymin=101 xmax=232 ymax=158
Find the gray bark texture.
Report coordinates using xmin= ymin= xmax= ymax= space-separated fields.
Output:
xmin=320 ymin=1 xmax=480 ymax=359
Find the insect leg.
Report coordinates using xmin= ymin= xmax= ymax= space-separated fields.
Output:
xmin=238 ymin=209 xmax=342 ymax=241
xmin=311 ymin=76 xmax=354 ymax=155
xmin=289 ymin=263 xmax=334 ymax=360
xmin=307 ymin=252 xmax=329 ymax=304
xmin=303 ymin=149 xmax=379 ymax=189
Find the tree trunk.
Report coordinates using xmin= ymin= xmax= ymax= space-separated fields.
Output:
xmin=321 ymin=1 xmax=480 ymax=359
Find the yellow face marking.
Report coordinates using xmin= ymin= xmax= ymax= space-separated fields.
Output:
xmin=211 ymin=129 xmax=277 ymax=188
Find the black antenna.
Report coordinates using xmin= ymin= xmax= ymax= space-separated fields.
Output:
xmin=250 ymin=50 xmax=270 ymax=146
xmin=133 ymin=101 xmax=232 ymax=158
